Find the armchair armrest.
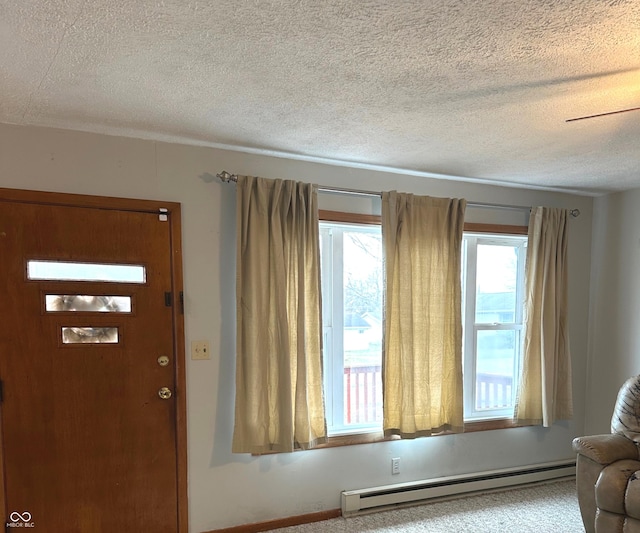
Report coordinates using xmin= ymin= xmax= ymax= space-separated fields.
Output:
xmin=572 ymin=434 xmax=639 ymax=465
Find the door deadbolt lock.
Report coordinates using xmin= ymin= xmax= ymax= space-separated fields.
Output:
xmin=157 ymin=355 xmax=170 ymax=367
xmin=158 ymin=387 xmax=172 ymax=400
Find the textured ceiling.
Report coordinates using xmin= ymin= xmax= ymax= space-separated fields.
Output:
xmin=2 ymin=1 xmax=640 ymax=194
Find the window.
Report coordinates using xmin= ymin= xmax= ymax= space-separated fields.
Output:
xmin=45 ymin=295 xmax=132 ymax=313
xmin=61 ymin=326 xmax=119 ymax=344
xmin=462 ymin=232 xmax=527 ymax=421
xmin=320 ymin=220 xmax=383 ymax=436
xmin=27 ymin=260 xmax=146 ymax=283
xmin=319 ymin=215 xmax=527 ymax=441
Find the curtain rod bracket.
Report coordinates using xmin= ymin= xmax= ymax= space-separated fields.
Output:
xmin=217 ymin=171 xmax=237 ymax=183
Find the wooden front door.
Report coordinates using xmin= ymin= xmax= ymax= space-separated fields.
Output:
xmin=0 ymin=190 xmax=187 ymax=532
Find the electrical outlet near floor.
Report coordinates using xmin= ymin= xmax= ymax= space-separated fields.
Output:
xmin=191 ymin=340 xmax=211 ymax=360
xmin=392 ymin=457 xmax=400 ymax=475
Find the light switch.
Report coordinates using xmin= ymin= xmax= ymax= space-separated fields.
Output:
xmin=191 ymin=340 xmax=210 ymax=360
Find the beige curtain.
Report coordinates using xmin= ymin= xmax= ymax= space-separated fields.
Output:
xmin=232 ymin=175 xmax=326 ymax=453
xmin=382 ymin=191 xmax=466 ymax=438
xmin=515 ymin=207 xmax=572 ymax=427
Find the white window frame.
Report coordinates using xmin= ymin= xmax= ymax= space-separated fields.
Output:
xmin=320 ymin=220 xmax=383 ymax=436
xmin=462 ymin=232 xmax=527 ymax=421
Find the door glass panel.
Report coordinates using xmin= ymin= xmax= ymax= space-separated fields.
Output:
xmin=46 ymin=295 xmax=132 ymax=313
xmin=62 ymin=327 xmax=119 ymax=344
xmin=28 ymin=260 xmax=145 ymax=283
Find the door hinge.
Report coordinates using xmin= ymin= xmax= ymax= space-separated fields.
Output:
xmin=164 ymin=292 xmax=172 ymax=307
xmin=179 ymin=291 xmax=184 ymax=314
xmin=0 ymin=379 xmax=4 ymax=403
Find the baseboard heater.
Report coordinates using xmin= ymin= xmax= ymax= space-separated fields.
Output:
xmin=341 ymin=459 xmax=575 ymax=516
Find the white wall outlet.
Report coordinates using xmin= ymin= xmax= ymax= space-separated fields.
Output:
xmin=391 ymin=457 xmax=400 ymax=475
xmin=191 ymin=340 xmax=211 ymax=360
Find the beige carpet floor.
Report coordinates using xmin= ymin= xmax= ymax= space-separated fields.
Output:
xmin=268 ymin=479 xmax=583 ymax=532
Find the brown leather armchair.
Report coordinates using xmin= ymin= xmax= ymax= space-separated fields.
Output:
xmin=573 ymin=376 xmax=640 ymax=533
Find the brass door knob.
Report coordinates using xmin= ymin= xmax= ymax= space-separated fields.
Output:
xmin=158 ymin=387 xmax=172 ymax=400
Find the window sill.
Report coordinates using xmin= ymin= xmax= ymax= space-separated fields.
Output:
xmin=251 ymin=420 xmax=530 ymax=454
xmin=319 ymin=431 xmax=398 ymax=448
xmin=323 ymin=419 xmax=528 ymax=448
xmin=464 ymin=418 xmax=526 ymax=432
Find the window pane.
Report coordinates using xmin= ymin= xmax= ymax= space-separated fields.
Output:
xmin=475 ymin=329 xmax=518 ymax=410
xmin=342 ymin=229 xmax=383 ymax=427
xmin=475 ymin=244 xmax=518 ymax=323
xmin=46 ymin=295 xmax=132 ymax=313
xmin=463 ymin=233 xmax=526 ymax=421
xmin=28 ymin=261 xmax=145 ymax=283
xmin=62 ymin=327 xmax=119 ymax=344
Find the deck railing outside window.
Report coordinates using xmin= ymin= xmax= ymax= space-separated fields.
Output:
xmin=344 ymin=366 xmax=514 ymax=424
xmin=475 ymin=372 xmax=513 ymax=410
xmin=344 ymin=365 xmax=382 ymax=424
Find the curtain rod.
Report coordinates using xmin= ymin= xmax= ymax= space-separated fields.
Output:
xmin=216 ymin=171 xmax=581 ymax=218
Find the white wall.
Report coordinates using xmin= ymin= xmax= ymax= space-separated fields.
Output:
xmin=586 ymin=189 xmax=640 ymax=434
xmin=0 ymin=123 xmax=594 ymax=532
